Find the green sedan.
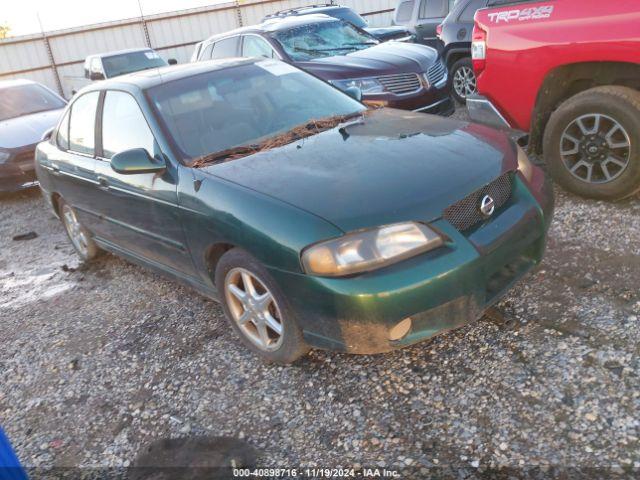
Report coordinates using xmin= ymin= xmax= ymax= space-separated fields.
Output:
xmin=35 ymin=58 xmax=554 ymax=363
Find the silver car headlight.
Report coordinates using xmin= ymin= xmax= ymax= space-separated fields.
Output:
xmin=0 ymin=150 xmax=10 ymax=164
xmin=301 ymin=222 xmax=444 ymax=277
xmin=330 ymin=77 xmax=385 ymax=94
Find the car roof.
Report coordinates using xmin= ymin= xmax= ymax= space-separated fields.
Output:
xmin=0 ymin=79 xmax=38 ymax=89
xmin=203 ymin=14 xmax=338 ymax=43
xmin=76 ymin=57 xmax=261 ymax=93
xmin=87 ymin=47 xmax=155 ymax=60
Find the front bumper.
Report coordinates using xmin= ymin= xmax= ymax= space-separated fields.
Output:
xmin=363 ymin=76 xmax=453 ymax=116
xmin=0 ymin=165 xmax=38 ymax=192
xmin=269 ymin=172 xmax=554 ymax=354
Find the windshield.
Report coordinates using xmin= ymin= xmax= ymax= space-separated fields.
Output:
xmin=102 ymin=50 xmax=167 ymax=78
xmin=0 ymin=84 xmax=66 ymax=122
xmin=147 ymin=61 xmax=366 ymax=163
xmin=273 ymin=20 xmax=379 ymax=61
xmin=329 ymin=8 xmax=368 ymax=29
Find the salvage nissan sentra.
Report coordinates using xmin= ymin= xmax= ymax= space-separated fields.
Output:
xmin=35 ymin=59 xmax=554 ymax=363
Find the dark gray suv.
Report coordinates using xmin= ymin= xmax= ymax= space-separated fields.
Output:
xmin=393 ymin=0 xmax=455 ymax=47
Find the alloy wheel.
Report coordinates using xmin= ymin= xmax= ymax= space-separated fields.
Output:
xmin=224 ymin=267 xmax=284 ymax=351
xmin=62 ymin=204 xmax=90 ymax=258
xmin=453 ymin=66 xmax=477 ymax=100
xmin=560 ymin=113 xmax=631 ymax=184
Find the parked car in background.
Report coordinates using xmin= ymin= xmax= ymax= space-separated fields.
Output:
xmin=263 ymin=4 xmax=414 ymax=43
xmin=68 ymin=48 xmax=177 ymax=95
xmin=468 ymin=0 xmax=640 ymax=200
xmin=0 ymin=80 xmax=66 ymax=192
xmin=36 ymin=58 xmax=553 ymax=363
xmin=194 ymin=15 xmax=453 ymax=115
xmin=438 ymin=0 xmax=488 ymax=103
xmin=393 ymin=0 xmax=455 ymax=47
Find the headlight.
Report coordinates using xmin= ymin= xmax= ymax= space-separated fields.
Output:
xmin=330 ymin=77 xmax=385 ymax=94
xmin=517 ymin=146 xmax=534 ymax=182
xmin=0 ymin=150 xmax=10 ymax=164
xmin=301 ymin=222 xmax=444 ymax=277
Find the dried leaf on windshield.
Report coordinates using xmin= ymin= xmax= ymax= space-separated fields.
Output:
xmin=188 ymin=111 xmax=369 ymax=168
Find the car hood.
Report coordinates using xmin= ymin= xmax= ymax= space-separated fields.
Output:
xmin=203 ymin=109 xmax=517 ymax=233
xmin=294 ymin=42 xmax=438 ymax=79
xmin=0 ymin=109 xmax=64 ymax=149
xmin=364 ymin=25 xmax=412 ymax=40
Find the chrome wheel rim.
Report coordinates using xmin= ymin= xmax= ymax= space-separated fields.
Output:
xmin=560 ymin=113 xmax=631 ymax=184
xmin=224 ymin=268 xmax=284 ymax=351
xmin=62 ymin=204 xmax=89 ymax=257
xmin=453 ymin=65 xmax=477 ymax=99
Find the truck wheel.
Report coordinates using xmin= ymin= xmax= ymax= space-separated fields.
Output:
xmin=215 ymin=248 xmax=310 ymax=364
xmin=58 ymin=198 xmax=101 ymax=262
xmin=544 ymin=86 xmax=640 ymax=200
xmin=450 ymin=58 xmax=477 ymax=104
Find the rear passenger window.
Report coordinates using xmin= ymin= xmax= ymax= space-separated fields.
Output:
xmin=101 ymin=91 xmax=156 ymax=159
xmin=396 ymin=0 xmax=415 ymax=22
xmin=69 ymin=91 xmax=99 ymax=155
xmin=459 ymin=0 xmax=484 ymax=21
xmin=419 ymin=0 xmax=446 ymax=18
xmin=56 ymin=110 xmax=70 ymax=150
xmin=212 ymin=37 xmax=240 ymax=59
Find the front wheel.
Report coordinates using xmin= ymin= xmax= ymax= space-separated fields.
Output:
xmin=215 ymin=248 xmax=310 ymax=364
xmin=450 ymin=57 xmax=477 ymax=104
xmin=58 ymin=198 xmax=101 ymax=261
xmin=543 ymin=86 xmax=640 ymax=200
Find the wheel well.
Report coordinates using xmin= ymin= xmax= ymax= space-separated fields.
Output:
xmin=530 ymin=61 xmax=640 ymax=154
xmin=445 ymin=50 xmax=470 ymax=70
xmin=205 ymin=242 xmax=235 ymax=284
xmin=51 ymin=193 xmax=62 ymax=217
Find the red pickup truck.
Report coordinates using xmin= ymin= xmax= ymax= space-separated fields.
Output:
xmin=467 ymin=0 xmax=640 ymax=200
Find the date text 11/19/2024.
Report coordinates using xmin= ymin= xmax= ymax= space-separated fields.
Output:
xmin=233 ymin=467 xmax=401 ymax=477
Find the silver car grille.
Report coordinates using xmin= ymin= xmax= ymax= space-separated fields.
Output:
xmin=426 ymin=61 xmax=446 ymax=86
xmin=377 ymin=73 xmax=422 ymax=95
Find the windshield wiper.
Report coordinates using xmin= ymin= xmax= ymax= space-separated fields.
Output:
xmin=189 ymin=111 xmax=366 ymax=168
xmin=294 ymin=46 xmax=359 ymax=53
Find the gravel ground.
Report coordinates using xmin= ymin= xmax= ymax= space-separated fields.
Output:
xmin=1 ymin=107 xmax=639 ymax=478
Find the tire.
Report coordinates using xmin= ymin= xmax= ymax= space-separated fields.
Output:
xmin=543 ymin=86 xmax=640 ymax=200
xmin=58 ymin=198 xmax=101 ymax=262
xmin=215 ymin=248 xmax=310 ymax=364
xmin=449 ymin=57 xmax=477 ymax=105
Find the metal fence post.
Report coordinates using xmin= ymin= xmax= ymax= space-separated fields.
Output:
xmin=41 ymin=34 xmax=64 ymax=97
xmin=235 ymin=0 xmax=244 ymax=28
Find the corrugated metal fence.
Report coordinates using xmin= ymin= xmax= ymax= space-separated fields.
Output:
xmin=0 ymin=0 xmax=396 ymax=98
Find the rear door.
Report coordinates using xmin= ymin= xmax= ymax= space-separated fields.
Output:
xmin=49 ymin=91 xmax=101 ymax=230
xmin=415 ymin=0 xmax=455 ymax=46
xmin=92 ymin=89 xmax=195 ymax=276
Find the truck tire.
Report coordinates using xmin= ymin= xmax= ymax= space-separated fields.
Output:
xmin=450 ymin=57 xmax=477 ymax=104
xmin=215 ymin=248 xmax=310 ymax=364
xmin=543 ymin=86 xmax=640 ymax=200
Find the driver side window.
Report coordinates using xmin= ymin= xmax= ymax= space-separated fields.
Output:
xmin=242 ymin=35 xmax=277 ymax=59
xmin=101 ymin=91 xmax=157 ymax=160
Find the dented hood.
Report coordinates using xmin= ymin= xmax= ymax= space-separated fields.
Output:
xmin=203 ymin=109 xmax=517 ymax=233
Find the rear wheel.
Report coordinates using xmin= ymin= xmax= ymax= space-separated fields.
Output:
xmin=543 ymin=86 xmax=640 ymax=200
xmin=450 ymin=57 xmax=477 ymax=104
xmin=215 ymin=248 xmax=309 ymax=364
xmin=58 ymin=198 xmax=101 ymax=261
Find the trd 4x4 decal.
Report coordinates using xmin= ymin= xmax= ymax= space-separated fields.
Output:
xmin=488 ymin=5 xmax=554 ymax=23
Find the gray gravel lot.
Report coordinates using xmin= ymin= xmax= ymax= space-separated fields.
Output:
xmin=1 ymin=107 xmax=639 ymax=477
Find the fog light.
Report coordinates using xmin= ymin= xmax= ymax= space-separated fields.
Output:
xmin=389 ymin=317 xmax=412 ymax=341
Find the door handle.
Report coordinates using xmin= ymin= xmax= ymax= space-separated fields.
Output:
xmin=97 ymin=177 xmax=110 ymax=191
xmin=50 ymin=164 xmax=61 ymax=176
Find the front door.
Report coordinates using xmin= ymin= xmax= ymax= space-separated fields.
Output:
xmin=92 ymin=90 xmax=195 ymax=276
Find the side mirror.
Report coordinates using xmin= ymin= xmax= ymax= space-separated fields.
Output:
xmin=168 ymin=58 xmax=178 ymax=65
xmin=90 ymin=71 xmax=105 ymax=81
xmin=344 ymin=86 xmax=363 ymax=102
xmin=41 ymin=127 xmax=55 ymax=142
xmin=111 ymin=148 xmax=166 ymax=175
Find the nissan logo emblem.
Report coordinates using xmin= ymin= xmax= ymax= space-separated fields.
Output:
xmin=480 ymin=195 xmax=495 ymax=217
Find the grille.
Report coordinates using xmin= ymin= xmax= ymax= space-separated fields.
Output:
xmin=426 ymin=61 xmax=446 ymax=86
xmin=443 ymin=173 xmax=514 ymax=231
xmin=377 ymin=73 xmax=422 ymax=95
